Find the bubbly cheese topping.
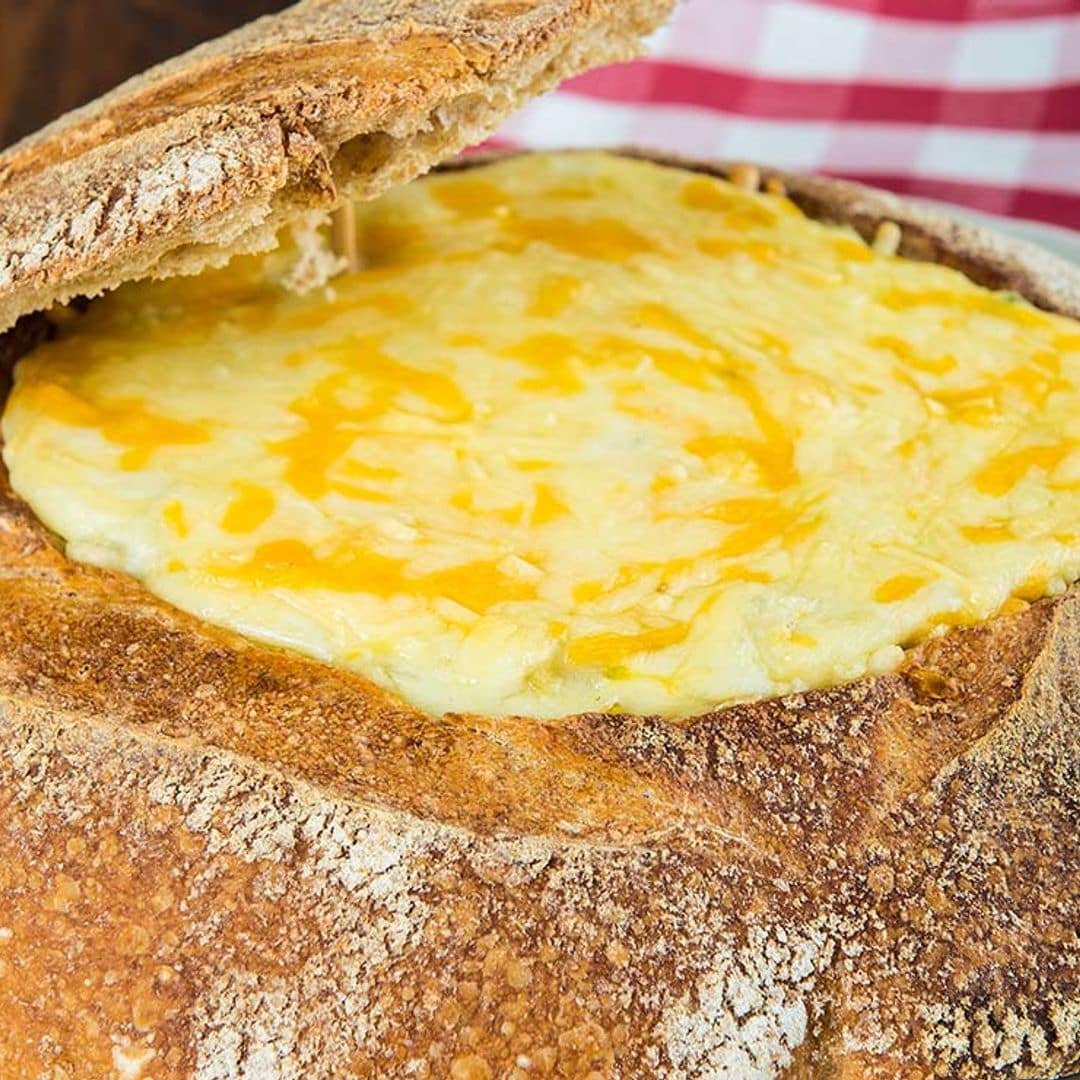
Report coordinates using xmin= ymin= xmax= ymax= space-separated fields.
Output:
xmin=5 ymin=153 xmax=1080 ymax=718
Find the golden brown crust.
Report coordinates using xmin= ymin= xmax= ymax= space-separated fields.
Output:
xmin=1 ymin=154 xmax=1079 ymax=1078
xmin=0 ymin=0 xmax=675 ymax=335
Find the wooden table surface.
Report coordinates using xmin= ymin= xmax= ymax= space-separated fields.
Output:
xmin=0 ymin=0 xmax=288 ymax=149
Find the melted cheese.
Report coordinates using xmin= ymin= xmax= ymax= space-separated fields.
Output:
xmin=5 ymin=152 xmax=1080 ymax=719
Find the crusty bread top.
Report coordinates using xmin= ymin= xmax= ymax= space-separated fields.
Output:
xmin=0 ymin=0 xmax=675 ymax=335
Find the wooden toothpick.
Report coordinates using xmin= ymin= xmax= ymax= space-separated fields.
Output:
xmin=331 ymin=202 xmax=360 ymax=273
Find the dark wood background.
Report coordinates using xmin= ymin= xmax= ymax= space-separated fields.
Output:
xmin=0 ymin=1 xmax=289 ymax=149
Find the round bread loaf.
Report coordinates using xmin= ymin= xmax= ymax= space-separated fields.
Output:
xmin=1 ymin=151 xmax=1078 ymax=1077
xmin=0 ymin=1 xmax=1077 ymax=1075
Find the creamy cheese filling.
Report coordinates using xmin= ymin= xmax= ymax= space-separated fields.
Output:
xmin=4 ymin=152 xmax=1080 ymax=718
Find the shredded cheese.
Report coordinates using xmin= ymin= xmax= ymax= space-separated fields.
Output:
xmin=4 ymin=152 xmax=1080 ymax=718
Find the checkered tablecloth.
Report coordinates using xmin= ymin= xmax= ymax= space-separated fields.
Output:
xmin=492 ymin=0 xmax=1080 ymax=230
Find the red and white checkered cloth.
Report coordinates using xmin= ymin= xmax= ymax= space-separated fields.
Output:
xmin=491 ymin=0 xmax=1080 ymax=230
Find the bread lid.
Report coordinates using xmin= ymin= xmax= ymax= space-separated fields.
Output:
xmin=0 ymin=0 xmax=675 ymax=335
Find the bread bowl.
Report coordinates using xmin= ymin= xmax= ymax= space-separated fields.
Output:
xmin=1 ymin=3 xmax=1079 ymax=1078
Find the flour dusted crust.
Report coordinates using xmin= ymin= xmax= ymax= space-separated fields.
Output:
xmin=0 ymin=150 xmax=1078 ymax=1078
xmin=0 ymin=0 xmax=675 ymax=335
